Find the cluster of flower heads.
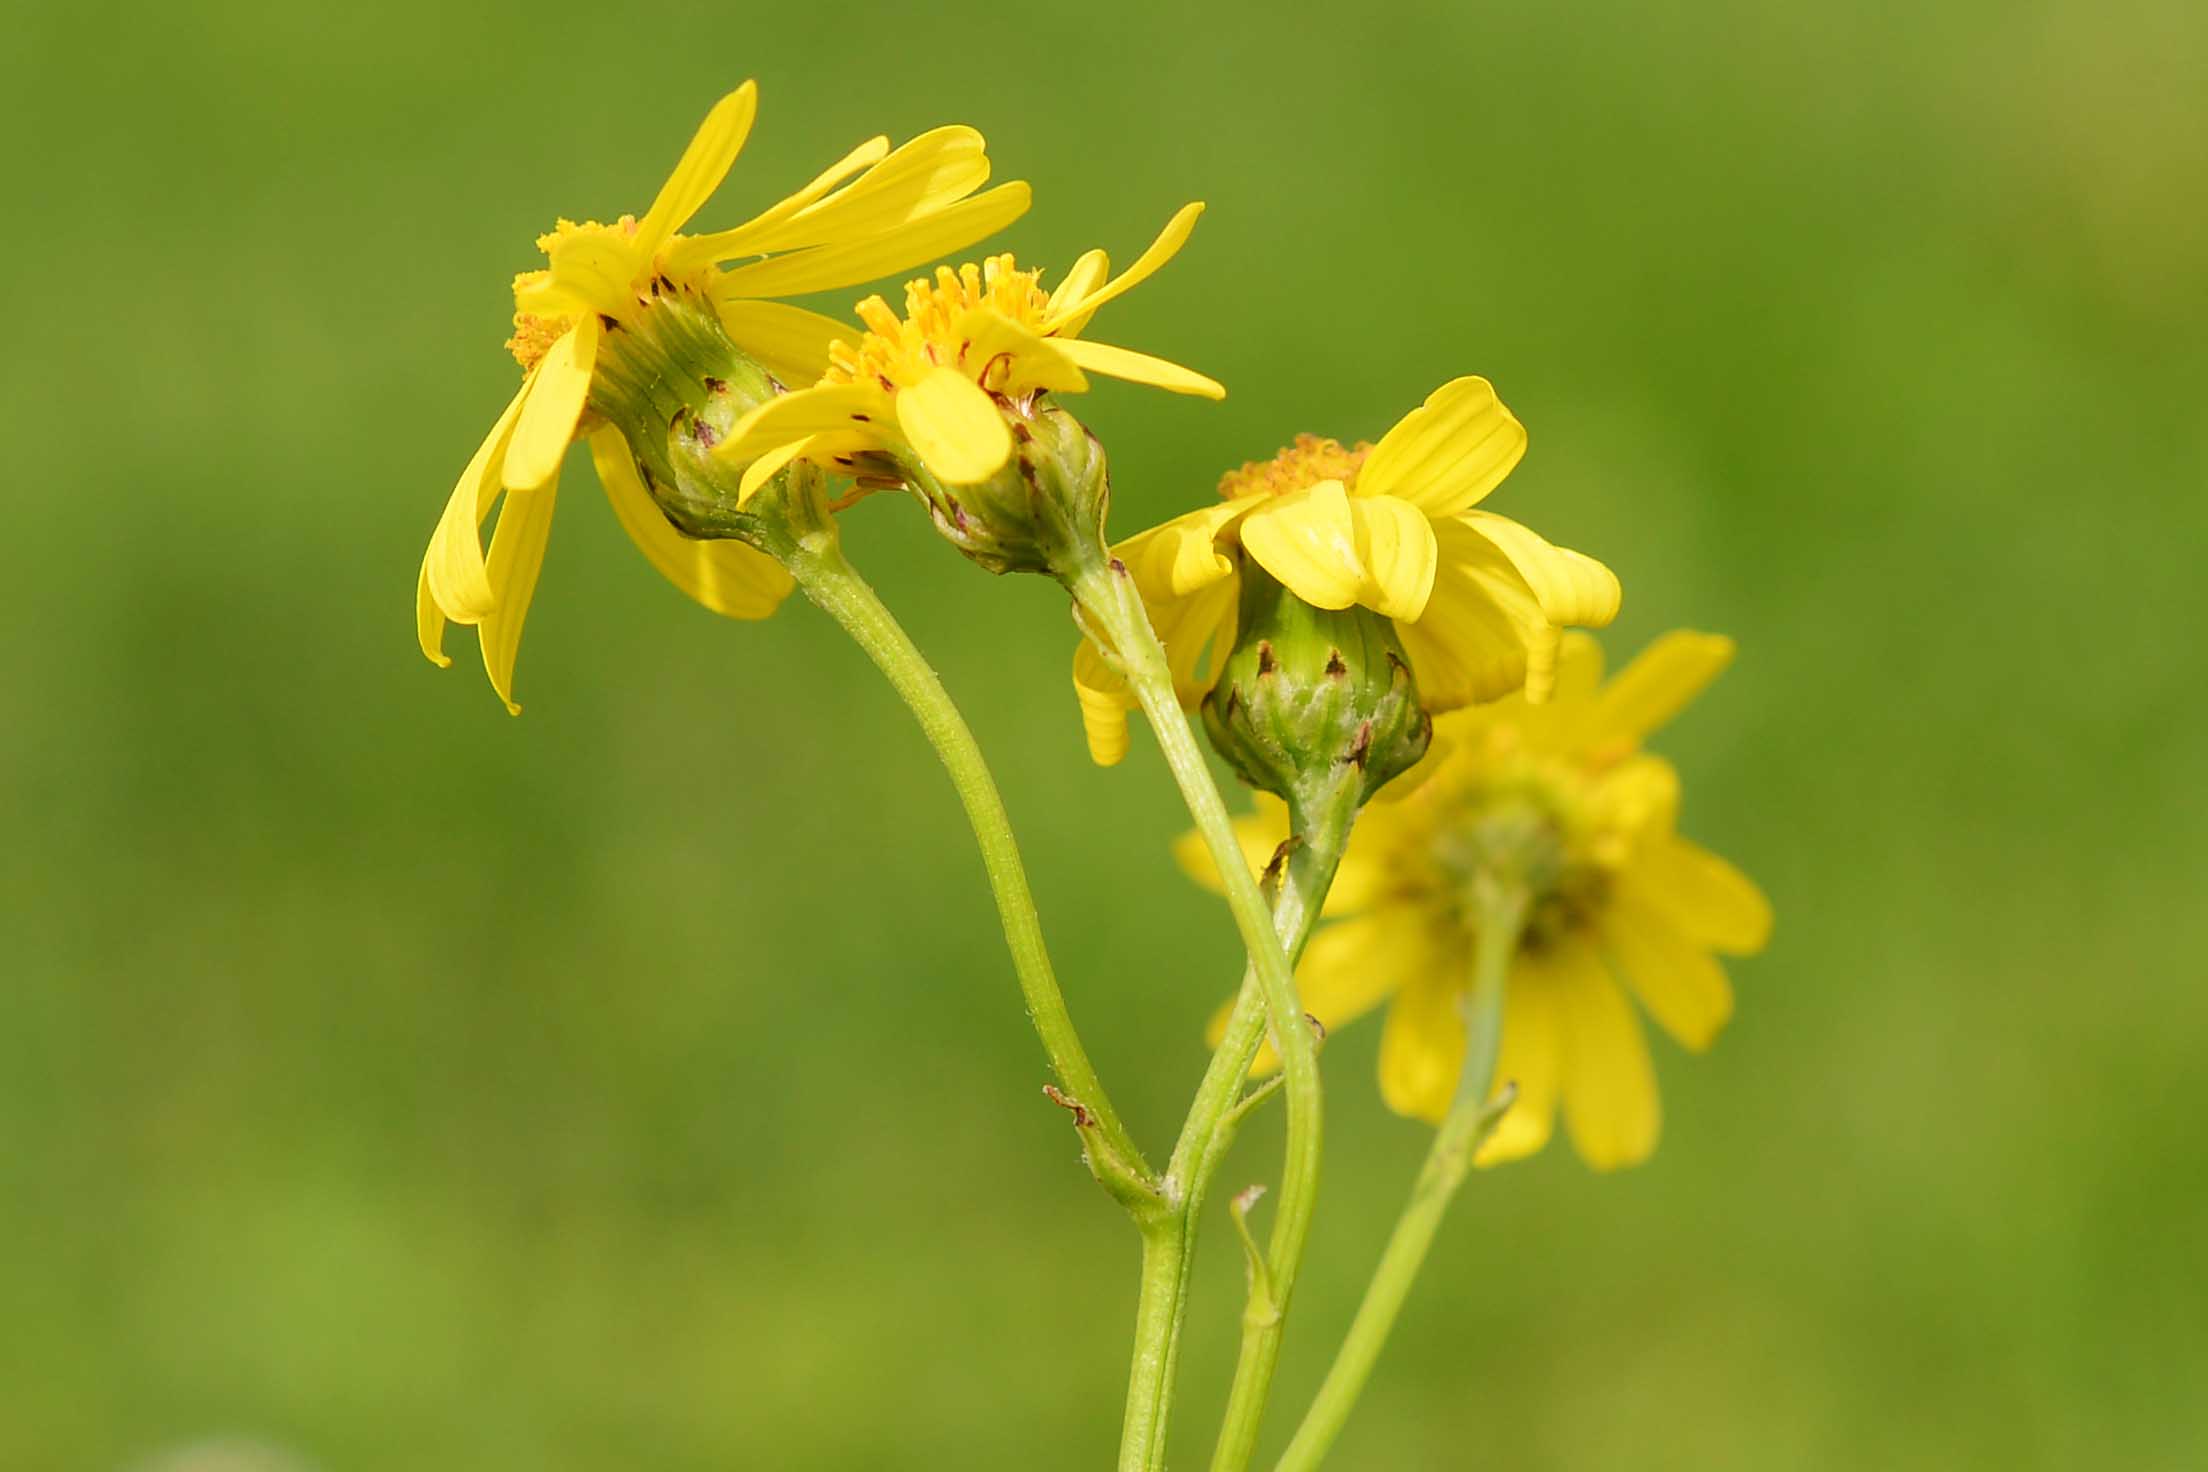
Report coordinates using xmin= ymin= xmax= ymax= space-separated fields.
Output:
xmin=414 ymin=84 xmax=1767 ymax=1168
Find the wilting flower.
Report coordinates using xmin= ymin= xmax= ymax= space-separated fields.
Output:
xmin=1179 ymin=632 xmax=1771 ymax=1170
xmin=1073 ymin=378 xmax=1620 ymax=765
xmin=713 ymin=204 xmax=1224 ymax=501
xmin=415 ymin=82 xmax=1029 ymax=710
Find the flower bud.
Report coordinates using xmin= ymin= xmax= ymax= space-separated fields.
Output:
xmin=1202 ymin=562 xmax=1432 ymax=806
xmin=903 ymin=398 xmax=1111 ymax=577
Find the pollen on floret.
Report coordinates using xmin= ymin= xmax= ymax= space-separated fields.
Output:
xmin=1217 ymin=433 xmax=1376 ymax=501
xmin=824 ymin=254 xmax=1054 ymax=391
xmin=505 ymin=293 xmax=572 ymax=371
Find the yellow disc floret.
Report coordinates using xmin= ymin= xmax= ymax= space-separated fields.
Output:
xmin=825 ymin=254 xmax=1053 ymax=392
xmin=1216 ymin=433 xmax=1375 ymax=501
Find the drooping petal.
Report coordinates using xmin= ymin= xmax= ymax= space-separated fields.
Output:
xmin=725 ymin=125 xmax=991 ymax=255
xmin=1042 ymin=201 xmax=1204 ymax=335
xmin=1474 ymin=970 xmax=1564 ymax=1166
xmin=1391 ymin=518 xmax=1546 ymax=709
xmin=1052 ymin=337 xmax=1225 ymax=398
xmin=415 ymin=563 xmax=450 ymax=667
xmin=1577 ymin=630 xmax=1736 ymax=753
xmin=424 ymin=382 xmax=530 ymax=624
xmin=588 ymin=428 xmax=792 ymax=619
xmin=713 ymin=182 xmax=1031 ymax=299
xmin=504 ymin=314 xmax=600 ymax=491
xmin=712 ymin=298 xmax=858 ymax=387
xmin=1347 ymin=493 xmax=1439 ymax=620
xmin=895 ymin=367 xmax=1012 ymax=485
xmin=1457 ymin=510 xmax=1621 ymax=632
xmin=1599 ymin=891 xmax=1734 ymax=1051
xmin=1378 ymin=968 xmax=1467 ymax=1124
xmin=1358 ymin=376 xmax=1528 ymax=516
xmin=1072 ymin=637 xmax=1135 ymax=766
xmin=1238 ymin=480 xmax=1365 ymax=610
xmin=1556 ymin=941 xmax=1662 ymax=1170
xmin=1618 ymin=836 xmax=1772 ymax=954
xmin=477 ymin=474 xmax=561 ymax=715
xmin=666 ymin=134 xmax=892 ymax=270
xmin=635 ymin=83 xmax=759 ymax=252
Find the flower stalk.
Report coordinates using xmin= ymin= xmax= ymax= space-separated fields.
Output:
xmin=1272 ymin=865 xmax=1532 ymax=1472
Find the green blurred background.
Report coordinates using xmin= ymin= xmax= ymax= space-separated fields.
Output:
xmin=6 ymin=0 xmax=2205 ymax=1466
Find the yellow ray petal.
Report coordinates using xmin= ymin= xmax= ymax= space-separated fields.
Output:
xmin=423 ymin=381 xmax=530 ymax=624
xmin=1457 ymin=510 xmax=1621 ymax=631
xmin=1587 ymin=753 xmax=1682 ymax=835
xmin=1474 ymin=971 xmax=1563 ymax=1166
xmin=959 ymin=308 xmax=1088 ymax=398
xmin=478 ymin=474 xmax=561 ymax=715
xmin=731 ymin=125 xmax=991 ymax=255
xmin=1550 ymin=630 xmax=1606 ymax=704
xmin=1580 ymin=630 xmax=1735 ymax=751
xmin=1072 ymin=638 xmax=1135 ymax=766
xmin=736 ymin=436 xmax=814 ymax=504
xmin=635 ymin=84 xmax=759 ymax=252
xmin=712 ymin=298 xmax=858 ymax=387
xmin=1599 ymin=893 xmax=1734 ymax=1051
xmin=713 ymin=182 xmax=1031 ymax=299
xmin=415 ymin=562 xmax=450 ymax=667
xmin=895 ymin=367 xmax=1011 ymax=485
xmin=1113 ymin=500 xmax=1249 ymax=601
xmin=1237 ymin=480 xmax=1365 ymax=610
xmin=1620 ymin=836 xmax=1772 ymax=954
xmin=1378 ymin=970 xmax=1468 ymax=1124
xmin=667 ymin=134 xmax=891 ymax=269
xmin=1358 ymin=376 xmax=1528 ymax=516
xmin=1224 ymin=906 xmax=1442 ymax=1074
xmin=716 ymin=383 xmax=886 ymax=467
xmin=1043 ymin=201 xmax=1204 ymax=335
xmin=504 ymin=315 xmax=599 ymax=491
xmin=1052 ymin=337 xmax=1225 ymax=399
xmin=1391 ymin=518 xmax=1545 ymax=709
xmin=1557 ymin=943 xmax=1662 ymax=1170
xmin=1347 ymin=493 xmax=1439 ymax=620
xmin=589 ymin=428 xmax=793 ymax=619
xmin=519 ymin=231 xmax=642 ymax=321
xmin=1045 ymin=248 xmax=1110 ymax=324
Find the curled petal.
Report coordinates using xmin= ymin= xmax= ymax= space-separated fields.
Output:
xmin=504 ymin=315 xmax=600 ymax=491
xmin=1238 ymin=481 xmax=1364 ymax=610
xmin=1358 ymin=376 xmax=1527 ymax=516
xmin=589 ymin=428 xmax=792 ymax=619
xmin=423 ymin=381 xmax=530 ymax=624
xmin=1043 ymin=202 xmax=1204 ymax=335
xmin=895 ymin=368 xmax=1012 ymax=485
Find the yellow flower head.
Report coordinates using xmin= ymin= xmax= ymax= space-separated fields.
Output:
xmin=1179 ymin=632 xmax=1772 ymax=1171
xmin=712 ymin=204 xmax=1226 ymax=500
xmin=1072 ymin=378 xmax=1622 ymax=765
xmin=415 ymin=83 xmax=1030 ymax=711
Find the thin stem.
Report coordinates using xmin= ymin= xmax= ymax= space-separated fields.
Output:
xmin=1068 ymin=558 xmax=1330 ymax=1472
xmin=774 ymin=521 xmax=1149 ymax=1187
xmin=1272 ymin=880 xmax=1530 ymax=1472
xmin=1200 ymin=772 xmax=1365 ymax=1472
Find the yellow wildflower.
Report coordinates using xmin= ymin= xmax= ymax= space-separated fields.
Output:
xmin=712 ymin=205 xmax=1225 ymax=499
xmin=415 ymin=83 xmax=1030 ymax=711
xmin=1073 ymin=379 xmax=1621 ymax=764
xmin=1180 ymin=632 xmax=1772 ymax=1170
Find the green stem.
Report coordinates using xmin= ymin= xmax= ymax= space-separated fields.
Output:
xmin=771 ymin=516 xmax=1150 ymax=1192
xmin=1272 ymin=880 xmax=1529 ymax=1472
xmin=1067 ymin=558 xmax=1332 ymax=1472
